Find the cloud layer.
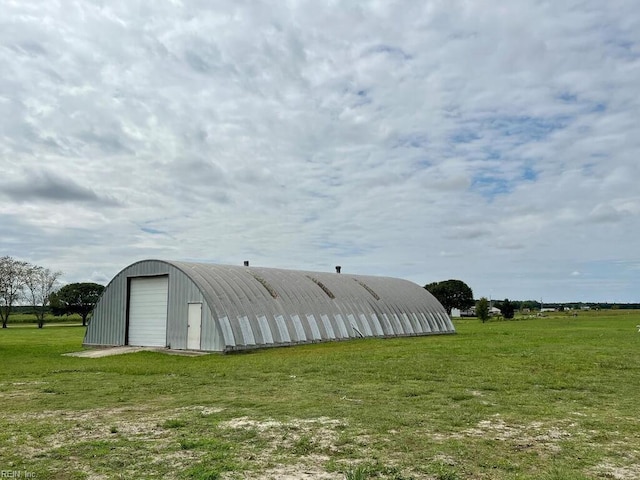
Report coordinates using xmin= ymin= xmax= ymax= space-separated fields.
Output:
xmin=1 ymin=0 xmax=639 ymax=302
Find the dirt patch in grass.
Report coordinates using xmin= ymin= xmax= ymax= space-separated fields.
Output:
xmin=591 ymin=462 xmax=640 ymax=480
xmin=226 ymin=463 xmax=341 ymax=480
xmin=464 ymin=416 xmax=571 ymax=444
xmin=221 ymin=416 xmax=346 ymax=446
xmin=220 ymin=416 xmax=348 ymax=464
xmin=464 ymin=416 xmax=563 ymax=437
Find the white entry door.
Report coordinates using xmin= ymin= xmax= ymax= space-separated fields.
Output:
xmin=128 ymin=276 xmax=168 ymax=347
xmin=187 ymin=303 xmax=202 ymax=350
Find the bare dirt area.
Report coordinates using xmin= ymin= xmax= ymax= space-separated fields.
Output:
xmin=591 ymin=462 xmax=640 ymax=480
xmin=228 ymin=465 xmax=341 ymax=480
xmin=459 ymin=415 xmax=572 ymax=454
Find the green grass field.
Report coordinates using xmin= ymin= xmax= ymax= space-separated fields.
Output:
xmin=0 ymin=311 xmax=639 ymax=479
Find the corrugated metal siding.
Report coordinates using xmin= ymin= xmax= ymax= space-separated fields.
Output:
xmin=167 ymin=261 xmax=454 ymax=352
xmin=85 ymin=259 xmax=455 ymax=353
xmin=84 ymin=260 xmax=222 ymax=350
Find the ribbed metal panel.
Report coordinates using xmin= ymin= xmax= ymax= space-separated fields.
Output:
xmin=84 ymin=259 xmax=455 ymax=353
xmin=84 ymin=260 xmax=221 ymax=350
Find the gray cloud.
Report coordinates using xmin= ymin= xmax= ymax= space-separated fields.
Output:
xmin=445 ymin=226 xmax=492 ymax=240
xmin=0 ymin=0 xmax=638 ymax=302
xmin=1 ymin=170 xmax=120 ymax=206
xmin=588 ymin=204 xmax=623 ymax=224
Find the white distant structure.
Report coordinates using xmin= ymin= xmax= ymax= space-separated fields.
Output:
xmin=451 ymin=306 xmax=501 ymax=317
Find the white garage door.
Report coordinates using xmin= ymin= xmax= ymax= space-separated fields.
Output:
xmin=128 ymin=276 xmax=168 ymax=347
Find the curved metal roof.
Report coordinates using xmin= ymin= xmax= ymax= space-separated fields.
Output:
xmin=167 ymin=261 xmax=454 ymax=350
xmin=84 ymin=259 xmax=455 ymax=352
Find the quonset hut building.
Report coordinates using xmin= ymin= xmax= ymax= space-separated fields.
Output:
xmin=84 ymin=260 xmax=455 ymax=353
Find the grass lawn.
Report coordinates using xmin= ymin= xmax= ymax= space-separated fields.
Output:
xmin=0 ymin=311 xmax=639 ymax=479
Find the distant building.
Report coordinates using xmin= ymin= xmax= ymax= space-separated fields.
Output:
xmin=459 ymin=306 xmax=503 ymax=317
xmin=460 ymin=307 xmax=476 ymax=317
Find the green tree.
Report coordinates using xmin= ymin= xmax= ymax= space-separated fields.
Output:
xmin=477 ymin=297 xmax=490 ymax=323
xmin=499 ymin=298 xmax=515 ymax=319
xmin=424 ymin=279 xmax=474 ymax=315
xmin=52 ymin=282 xmax=105 ymax=326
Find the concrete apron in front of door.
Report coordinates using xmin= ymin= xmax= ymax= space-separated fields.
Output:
xmin=63 ymin=346 xmax=209 ymax=358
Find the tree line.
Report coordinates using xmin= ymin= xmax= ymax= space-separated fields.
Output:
xmin=423 ymin=278 xmax=635 ymax=322
xmin=0 ymin=256 xmax=104 ymax=328
xmin=424 ymin=279 xmax=515 ymax=323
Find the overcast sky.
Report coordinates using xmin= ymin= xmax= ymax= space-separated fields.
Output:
xmin=1 ymin=1 xmax=639 ymax=303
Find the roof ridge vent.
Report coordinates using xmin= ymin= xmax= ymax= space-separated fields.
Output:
xmin=306 ymin=275 xmax=336 ymax=299
xmin=354 ymin=278 xmax=381 ymax=300
xmin=250 ymin=272 xmax=278 ymax=299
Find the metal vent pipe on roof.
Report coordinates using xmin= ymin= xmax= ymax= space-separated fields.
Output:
xmin=335 ymin=265 xmax=341 ymax=273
